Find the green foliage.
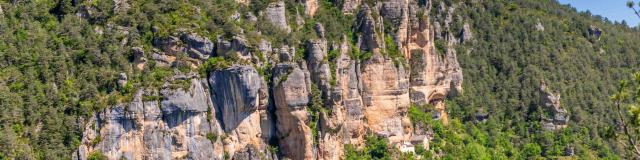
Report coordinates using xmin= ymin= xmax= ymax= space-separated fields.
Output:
xmin=200 ymin=57 xmax=232 ymax=75
xmin=206 ymin=133 xmax=218 ymax=142
xmin=87 ymin=151 xmax=108 ymax=160
xmin=344 ymin=135 xmax=392 ymax=160
xmin=90 ymin=135 xmax=102 ymax=147
xmin=308 ymin=84 xmax=325 ymax=145
xmin=327 ymin=49 xmax=339 ymax=86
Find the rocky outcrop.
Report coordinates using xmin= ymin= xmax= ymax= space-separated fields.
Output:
xmin=264 ymin=1 xmax=291 ymax=33
xmin=132 ymin=47 xmax=147 ymax=70
xmin=74 ymin=77 xmax=222 ymax=160
xmin=209 ymin=65 xmax=274 ymax=158
xmin=215 ymin=36 xmax=251 ymax=59
xmin=356 ymin=4 xmax=383 ymax=53
xmin=361 ymin=53 xmax=412 ymax=144
xmin=76 ymin=0 xmax=467 ymax=159
xmin=341 ymin=0 xmax=361 ymax=14
xmin=403 ymin=2 xmax=463 ymax=125
xmin=306 ymin=39 xmax=332 ymax=97
xmin=181 ymin=33 xmax=213 ymax=60
xmin=535 ymin=20 xmax=545 ymax=31
xmin=273 ymin=63 xmax=315 ymax=160
xmin=540 ymin=81 xmax=569 ymax=131
xmin=460 ymin=23 xmax=473 ymax=43
xmin=151 ymin=49 xmax=177 ymax=67
xmin=588 ymin=25 xmax=602 ymax=40
xmin=303 ymin=0 xmax=319 ymax=16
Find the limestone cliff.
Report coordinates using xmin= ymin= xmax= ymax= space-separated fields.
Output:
xmin=74 ymin=0 xmax=466 ymax=159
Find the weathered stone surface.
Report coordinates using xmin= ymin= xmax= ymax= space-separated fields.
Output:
xmin=76 ymin=1 xmax=470 ymax=159
xmin=132 ymin=47 xmax=147 ymax=70
xmin=181 ymin=33 xmax=214 ymax=59
xmin=151 ymin=51 xmax=177 ymax=67
xmin=208 ymin=65 xmax=262 ymax=132
xmin=215 ymin=36 xmax=250 ymax=59
xmin=404 ymin=4 xmax=463 ymax=124
xmin=303 ymin=0 xmax=319 ymax=16
xmin=273 ymin=63 xmax=314 ymax=160
xmin=232 ymin=145 xmax=278 ymax=160
xmin=356 ymin=5 xmax=382 ymax=52
xmin=208 ymin=65 xmax=275 ymax=158
xmin=264 ymin=1 xmax=291 ymax=33
xmin=341 ymin=0 xmax=361 ymax=14
xmin=74 ymin=81 xmax=222 ymax=160
xmin=361 ymin=53 xmax=411 ymax=144
xmin=314 ymin=23 xmax=325 ymax=39
xmin=159 ymin=79 xmax=210 ymax=115
xmin=540 ymin=81 xmax=569 ymax=130
xmin=306 ymin=39 xmax=332 ymax=97
xmin=153 ymin=36 xmax=183 ymax=55
xmin=460 ymin=23 xmax=473 ymax=43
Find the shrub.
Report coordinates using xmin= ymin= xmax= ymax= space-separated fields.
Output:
xmin=87 ymin=151 xmax=107 ymax=160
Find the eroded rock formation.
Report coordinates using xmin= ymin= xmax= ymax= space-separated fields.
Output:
xmin=75 ymin=0 xmax=467 ymax=159
xmin=540 ymin=81 xmax=569 ymax=131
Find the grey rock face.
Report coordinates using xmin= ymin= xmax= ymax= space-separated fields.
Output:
xmin=356 ymin=5 xmax=381 ymax=52
xmin=153 ymin=36 xmax=183 ymax=55
xmin=306 ymin=39 xmax=331 ymax=96
xmin=74 ymin=83 xmax=220 ymax=160
xmin=233 ymin=145 xmax=278 ymax=160
xmin=381 ymin=0 xmax=407 ymax=27
xmin=151 ymin=51 xmax=175 ymax=67
xmin=276 ymin=45 xmax=294 ymax=62
xmin=341 ymin=0 xmax=361 ymax=14
xmin=160 ymin=79 xmax=210 ymax=115
xmin=314 ymin=23 xmax=325 ymax=39
xmin=272 ymin=63 xmax=314 ymax=159
xmin=264 ymin=1 xmax=291 ymax=33
xmin=209 ymin=65 xmax=262 ymax=132
xmin=215 ymin=36 xmax=250 ymax=59
xmin=539 ymin=81 xmax=569 ymax=130
xmin=273 ymin=64 xmax=310 ymax=109
xmin=181 ymin=33 xmax=214 ymax=60
xmin=460 ymin=23 xmax=473 ymax=43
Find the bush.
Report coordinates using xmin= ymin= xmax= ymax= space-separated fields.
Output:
xmin=87 ymin=151 xmax=108 ymax=160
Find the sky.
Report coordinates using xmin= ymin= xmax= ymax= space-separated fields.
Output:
xmin=558 ymin=0 xmax=640 ymax=26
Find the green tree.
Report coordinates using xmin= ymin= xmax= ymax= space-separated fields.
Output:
xmin=611 ymin=72 xmax=640 ymax=157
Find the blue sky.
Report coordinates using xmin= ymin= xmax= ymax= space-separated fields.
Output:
xmin=558 ymin=0 xmax=640 ymax=26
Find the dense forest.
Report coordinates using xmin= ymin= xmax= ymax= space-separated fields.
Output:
xmin=1 ymin=0 xmax=640 ymax=159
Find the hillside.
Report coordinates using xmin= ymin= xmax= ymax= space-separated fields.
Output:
xmin=0 ymin=0 xmax=640 ymax=159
